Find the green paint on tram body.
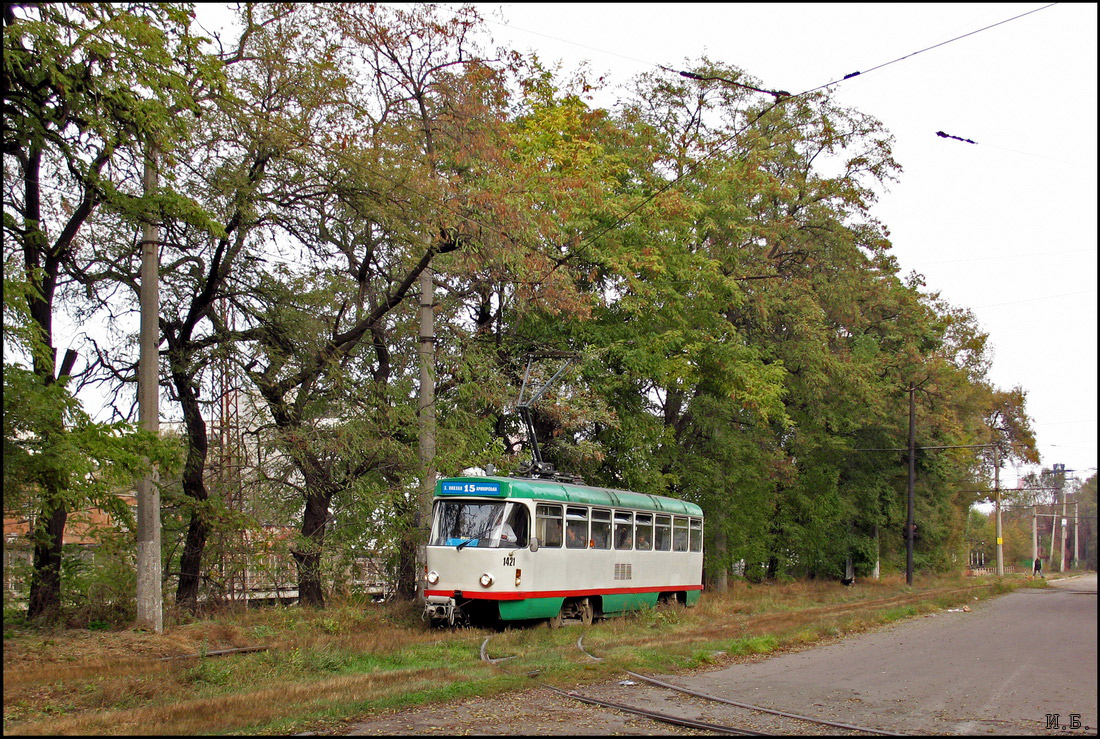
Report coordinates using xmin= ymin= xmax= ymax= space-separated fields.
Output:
xmin=498 ymin=597 xmax=564 ymax=620
xmin=600 ymin=591 xmax=659 ymax=613
xmin=437 ymin=477 xmax=703 ymax=517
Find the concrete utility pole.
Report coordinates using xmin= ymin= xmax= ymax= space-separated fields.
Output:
xmin=416 ymin=264 xmax=436 ymax=584
xmin=906 ymin=383 xmax=916 ymax=587
xmin=1032 ymin=509 xmax=1038 ymax=570
xmin=1074 ymin=496 xmax=1080 ymax=568
xmin=994 ymin=445 xmax=1003 ymax=576
xmin=1060 ymin=489 xmax=1069 ymax=572
xmin=137 ymin=145 xmax=162 ymax=633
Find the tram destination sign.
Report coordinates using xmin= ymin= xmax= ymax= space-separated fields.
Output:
xmin=440 ymin=480 xmax=503 ymax=496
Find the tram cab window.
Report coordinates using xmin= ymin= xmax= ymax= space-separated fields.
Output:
xmin=654 ymin=515 xmax=672 ymax=551
xmin=634 ymin=513 xmax=653 ymax=550
xmin=432 ymin=500 xmax=525 ymax=548
xmin=689 ymin=518 xmax=703 ymax=552
xmin=591 ymin=509 xmax=611 ymax=549
xmin=536 ymin=504 xmax=563 ymax=548
xmin=566 ymin=506 xmax=589 ymax=549
xmin=673 ymin=517 xmax=689 ymax=552
xmin=614 ymin=511 xmax=633 ymax=550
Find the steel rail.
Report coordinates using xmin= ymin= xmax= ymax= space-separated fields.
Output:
xmin=538 ymin=682 xmax=765 ymax=735
xmin=481 ymin=635 xmax=760 ymax=734
xmin=482 ymin=633 xmax=903 ymax=736
xmin=622 ymin=669 xmax=907 ymax=737
xmin=578 ymin=635 xmax=907 ymax=736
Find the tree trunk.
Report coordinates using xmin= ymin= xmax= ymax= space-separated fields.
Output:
xmin=177 ymin=515 xmax=209 ymax=611
xmin=295 ymin=491 xmax=333 ymax=607
xmin=708 ymin=525 xmax=729 ymax=593
xmin=292 ymin=549 xmax=326 ymax=607
xmin=171 ymin=360 xmax=210 ymax=613
xmin=27 ymin=500 xmax=67 ymax=620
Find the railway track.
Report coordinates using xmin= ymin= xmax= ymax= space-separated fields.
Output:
xmin=481 ymin=633 xmax=907 ymax=736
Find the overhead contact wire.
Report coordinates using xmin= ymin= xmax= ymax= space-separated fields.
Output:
xmin=800 ymin=2 xmax=1058 ymax=94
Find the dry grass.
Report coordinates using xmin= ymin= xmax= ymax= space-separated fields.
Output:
xmin=3 ymin=574 xmax=1031 ymax=734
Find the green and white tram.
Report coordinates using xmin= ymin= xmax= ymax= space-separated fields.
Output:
xmin=423 ymin=475 xmax=704 ymax=626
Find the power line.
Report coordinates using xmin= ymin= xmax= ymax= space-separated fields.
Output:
xmin=800 ymin=3 xmax=1059 ymax=95
xmin=973 ymin=289 xmax=1096 ymax=309
xmin=550 ymin=3 xmax=1061 ymax=269
xmin=476 ymin=11 xmax=661 ymax=72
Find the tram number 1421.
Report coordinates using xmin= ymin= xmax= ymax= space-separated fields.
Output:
xmin=422 ymin=475 xmax=704 ymax=626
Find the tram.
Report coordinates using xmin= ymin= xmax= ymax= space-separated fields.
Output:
xmin=422 ymin=474 xmax=704 ymax=626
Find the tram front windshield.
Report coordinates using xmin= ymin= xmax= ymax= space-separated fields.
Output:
xmin=431 ymin=500 xmax=528 ymax=548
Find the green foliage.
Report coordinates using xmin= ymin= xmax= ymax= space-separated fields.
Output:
xmin=3 ymin=359 xmax=181 ymax=527
xmin=60 ymin=531 xmax=137 ymax=627
xmin=2 ymin=2 xmax=1040 ymax=615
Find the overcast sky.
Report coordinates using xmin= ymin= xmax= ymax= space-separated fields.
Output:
xmin=461 ymin=2 xmax=1097 ymax=490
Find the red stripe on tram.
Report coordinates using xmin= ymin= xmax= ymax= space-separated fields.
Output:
xmin=424 ymin=584 xmax=703 ymax=601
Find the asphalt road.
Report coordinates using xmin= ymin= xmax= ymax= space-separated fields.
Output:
xmin=665 ymin=573 xmax=1097 ymax=735
xmin=344 ymin=575 xmax=1097 ymax=735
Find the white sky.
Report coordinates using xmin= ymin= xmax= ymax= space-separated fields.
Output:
xmin=462 ymin=2 xmax=1097 ymax=490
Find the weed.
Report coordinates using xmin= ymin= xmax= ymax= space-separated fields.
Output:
xmin=723 ymin=634 xmax=779 ymax=655
xmin=792 ymin=628 xmax=820 ymax=645
xmin=882 ymin=605 xmax=918 ymax=622
xmin=315 ymin=616 xmax=341 ymax=635
xmin=187 ymin=659 xmax=235 ymax=686
xmin=250 ymin=624 xmax=278 ymax=641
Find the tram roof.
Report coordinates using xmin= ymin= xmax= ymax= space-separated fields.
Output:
xmin=436 ymin=476 xmax=703 ymax=517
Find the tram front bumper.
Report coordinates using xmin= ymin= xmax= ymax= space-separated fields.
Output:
xmin=424 ymin=594 xmax=463 ymax=624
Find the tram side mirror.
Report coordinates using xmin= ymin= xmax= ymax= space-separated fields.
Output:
xmin=529 ymin=537 xmax=539 ymax=553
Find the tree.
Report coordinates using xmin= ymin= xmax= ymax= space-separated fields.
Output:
xmin=3 ymin=2 xmax=214 ymax=618
xmin=212 ymin=3 xmax=519 ymax=605
xmin=577 ymin=61 xmax=907 ymax=582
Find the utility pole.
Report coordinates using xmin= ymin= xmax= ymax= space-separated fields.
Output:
xmin=994 ymin=445 xmax=1003 ymax=575
xmin=1060 ymin=488 xmax=1069 ymax=572
xmin=1032 ymin=508 xmax=1038 ymax=572
xmin=416 ymin=264 xmax=436 ymax=591
xmin=136 ymin=145 xmax=162 ymax=633
xmin=906 ymin=383 xmax=916 ymax=587
xmin=1050 ymin=464 xmax=1063 ymax=572
xmin=858 ymin=403 xmax=1023 ymax=584
xmin=1074 ymin=496 xmax=1080 ymax=568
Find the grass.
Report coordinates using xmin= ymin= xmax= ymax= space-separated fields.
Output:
xmin=2 ymin=572 xmax=1047 ymax=735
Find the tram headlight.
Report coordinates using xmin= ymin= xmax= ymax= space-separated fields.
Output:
xmin=426 ymin=570 xmax=439 ymax=585
xmin=479 ymin=572 xmax=494 ymax=587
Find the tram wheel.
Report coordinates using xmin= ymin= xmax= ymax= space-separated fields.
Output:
xmin=578 ymin=597 xmax=594 ymax=626
xmin=548 ymin=609 xmax=563 ymax=629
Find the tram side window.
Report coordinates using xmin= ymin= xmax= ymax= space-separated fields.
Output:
xmin=591 ymin=509 xmax=611 ymax=549
xmin=497 ymin=504 xmax=529 ymax=547
xmin=614 ymin=510 xmax=633 ymax=550
xmin=689 ymin=518 xmax=703 ymax=552
xmin=634 ymin=513 xmax=653 ymax=550
xmin=673 ymin=517 xmax=689 ymax=552
xmin=536 ymin=504 xmax=563 ymax=548
xmin=654 ymin=515 xmax=672 ymax=551
xmin=566 ymin=506 xmax=589 ymax=549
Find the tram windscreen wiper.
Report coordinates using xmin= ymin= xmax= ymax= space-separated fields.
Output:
xmin=456 ymin=538 xmax=477 ymax=550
